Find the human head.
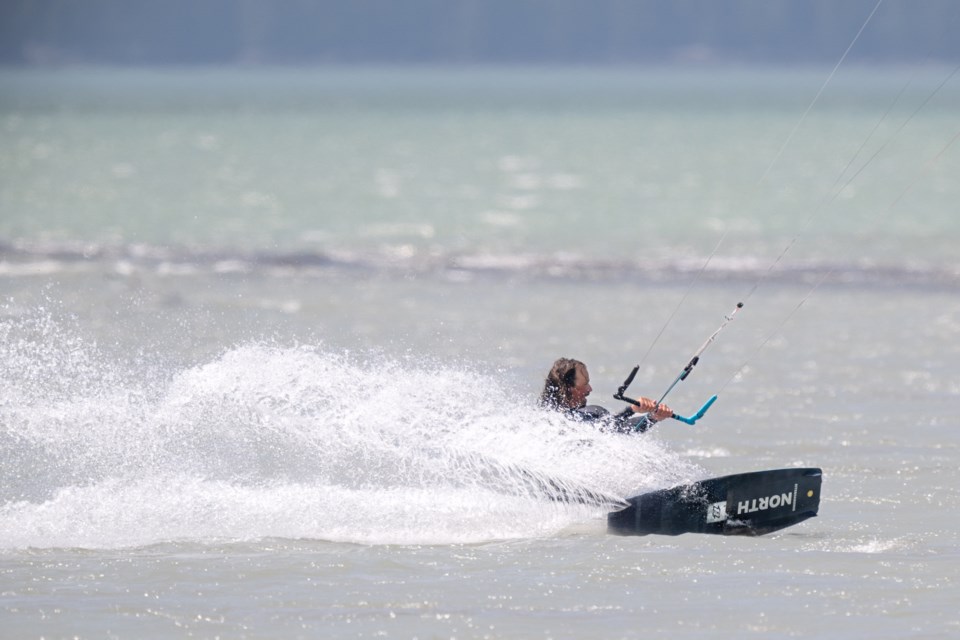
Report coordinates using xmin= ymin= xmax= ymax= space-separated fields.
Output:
xmin=539 ymin=357 xmax=592 ymax=409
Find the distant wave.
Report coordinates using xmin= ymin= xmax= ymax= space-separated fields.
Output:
xmin=2 ymin=239 xmax=958 ymax=289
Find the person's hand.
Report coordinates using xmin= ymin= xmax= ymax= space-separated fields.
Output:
xmin=632 ymin=397 xmax=674 ymax=422
xmin=651 ymin=403 xmax=673 ymax=422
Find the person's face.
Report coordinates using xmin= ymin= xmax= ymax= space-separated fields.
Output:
xmin=568 ymin=364 xmax=592 ymax=408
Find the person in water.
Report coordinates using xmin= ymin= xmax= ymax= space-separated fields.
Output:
xmin=539 ymin=357 xmax=673 ymax=433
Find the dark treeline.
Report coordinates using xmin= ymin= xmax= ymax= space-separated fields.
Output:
xmin=1 ymin=0 xmax=958 ymax=66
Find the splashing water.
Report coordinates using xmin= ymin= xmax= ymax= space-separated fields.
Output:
xmin=0 ymin=307 xmax=702 ymax=549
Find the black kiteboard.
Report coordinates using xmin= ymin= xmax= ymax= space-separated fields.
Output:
xmin=608 ymin=467 xmax=822 ymax=536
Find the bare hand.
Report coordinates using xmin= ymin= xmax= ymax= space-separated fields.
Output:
xmin=631 ymin=397 xmax=674 ymax=422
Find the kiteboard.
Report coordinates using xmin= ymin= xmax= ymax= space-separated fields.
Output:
xmin=608 ymin=467 xmax=822 ymax=536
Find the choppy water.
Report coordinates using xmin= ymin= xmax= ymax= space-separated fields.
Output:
xmin=1 ymin=66 xmax=959 ymax=638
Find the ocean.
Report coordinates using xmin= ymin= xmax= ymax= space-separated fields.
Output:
xmin=1 ymin=66 xmax=958 ymax=638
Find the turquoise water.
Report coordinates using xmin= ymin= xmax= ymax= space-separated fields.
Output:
xmin=3 ymin=67 xmax=959 ymax=264
xmin=2 ymin=67 xmax=959 ymax=638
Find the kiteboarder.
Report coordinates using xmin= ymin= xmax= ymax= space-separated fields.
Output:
xmin=539 ymin=357 xmax=673 ymax=433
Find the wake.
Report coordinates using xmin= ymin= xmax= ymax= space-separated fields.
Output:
xmin=0 ymin=307 xmax=702 ymax=548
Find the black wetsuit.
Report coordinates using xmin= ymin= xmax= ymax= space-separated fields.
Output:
xmin=569 ymin=405 xmax=658 ymax=434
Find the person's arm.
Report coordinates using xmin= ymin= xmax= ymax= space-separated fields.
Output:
xmin=630 ymin=397 xmax=673 ymax=421
xmin=612 ymin=397 xmax=673 ymax=433
xmin=606 ymin=396 xmax=671 ymax=434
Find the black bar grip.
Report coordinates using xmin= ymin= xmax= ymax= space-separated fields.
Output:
xmin=679 ymin=355 xmax=699 ymax=381
xmin=616 ymin=366 xmax=639 ymax=397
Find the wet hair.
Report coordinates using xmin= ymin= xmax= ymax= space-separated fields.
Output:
xmin=538 ymin=357 xmax=584 ymax=409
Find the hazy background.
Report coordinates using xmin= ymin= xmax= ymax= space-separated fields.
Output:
xmin=1 ymin=0 xmax=959 ymax=67
xmin=3 ymin=2 xmax=960 ymax=638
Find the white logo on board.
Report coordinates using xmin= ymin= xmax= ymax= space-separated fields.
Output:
xmin=736 ymin=488 xmax=797 ymax=515
xmin=705 ymin=501 xmax=728 ymax=523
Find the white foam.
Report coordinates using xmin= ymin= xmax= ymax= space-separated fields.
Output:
xmin=0 ymin=309 xmax=702 ymax=549
xmin=0 ymin=260 xmax=67 ymax=276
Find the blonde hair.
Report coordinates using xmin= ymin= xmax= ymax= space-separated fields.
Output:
xmin=538 ymin=358 xmax=584 ymax=409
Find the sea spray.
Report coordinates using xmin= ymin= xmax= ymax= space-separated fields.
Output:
xmin=1 ymin=308 xmax=703 ymax=548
